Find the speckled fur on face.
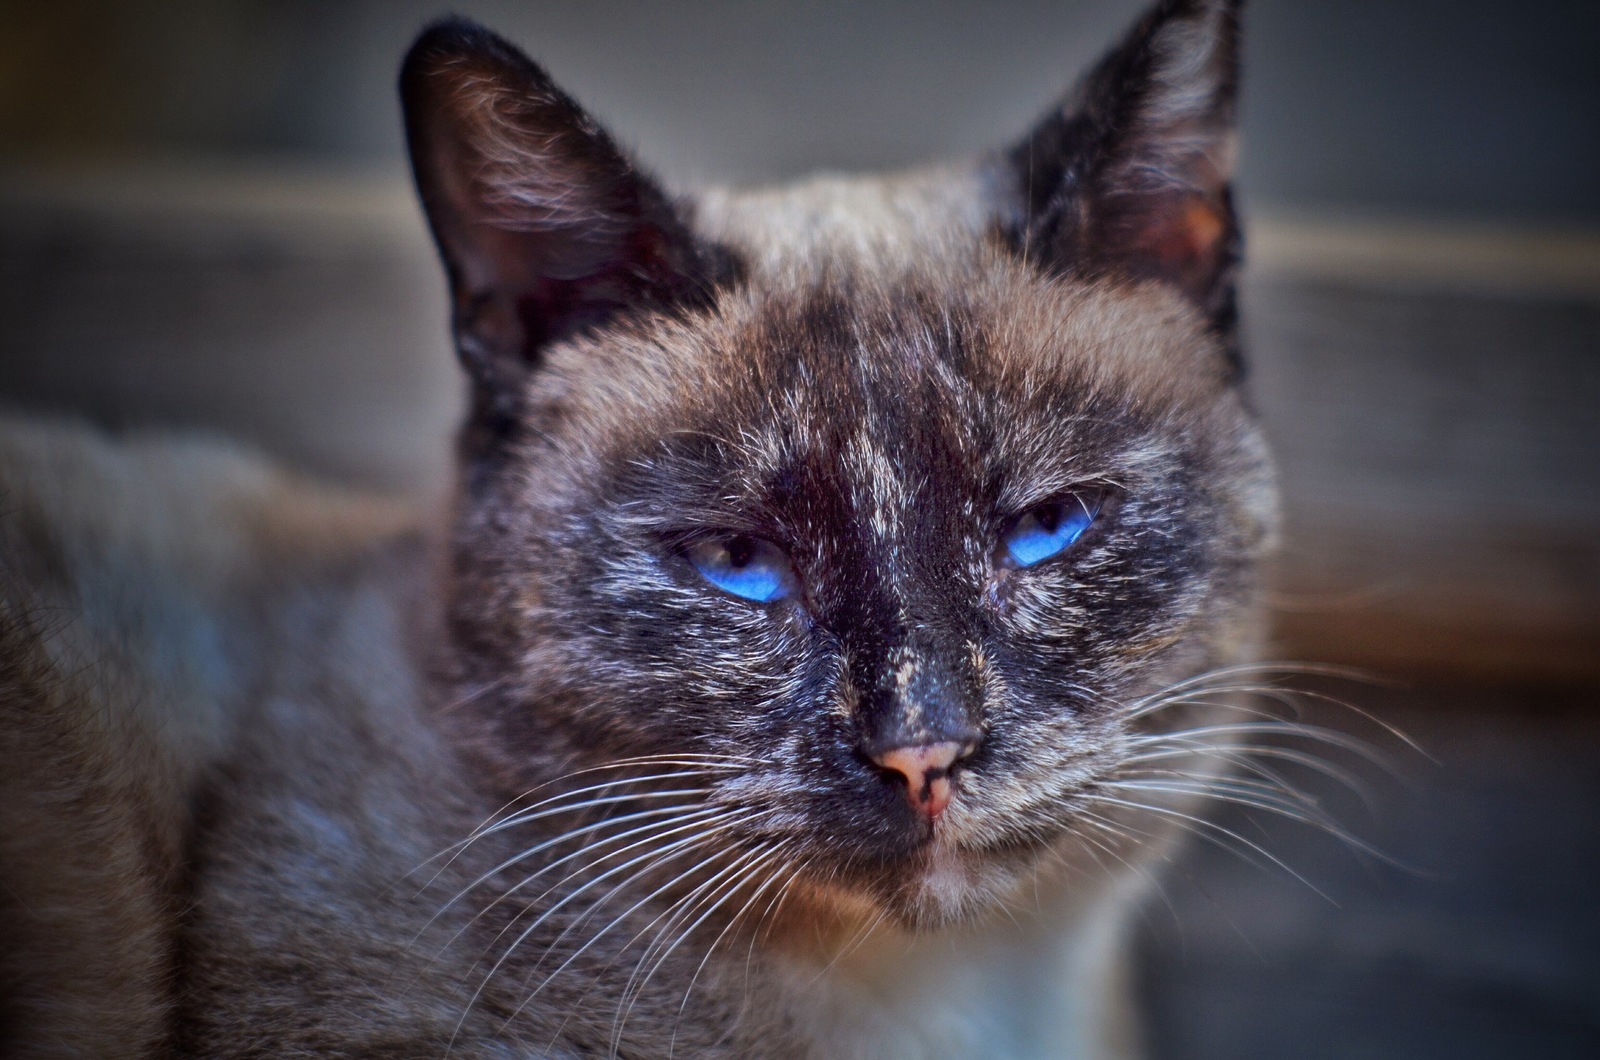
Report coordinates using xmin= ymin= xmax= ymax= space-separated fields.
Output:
xmin=409 ymin=0 xmax=1271 ymax=1035
xmin=0 ymin=4 xmax=1278 ymax=1058
xmin=440 ymin=228 xmax=1275 ymax=925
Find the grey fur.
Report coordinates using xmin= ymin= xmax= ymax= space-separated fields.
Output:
xmin=0 ymin=3 xmax=1276 ymax=1058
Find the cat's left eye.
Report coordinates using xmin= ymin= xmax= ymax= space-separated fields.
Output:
xmin=999 ymin=492 xmax=1103 ymax=569
xmin=686 ymin=534 xmax=798 ymax=603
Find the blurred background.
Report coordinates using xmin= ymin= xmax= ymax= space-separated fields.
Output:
xmin=1 ymin=1 xmax=1597 ymax=1056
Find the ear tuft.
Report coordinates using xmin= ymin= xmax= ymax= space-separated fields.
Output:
xmin=1001 ymin=0 xmax=1242 ymax=340
xmin=400 ymin=19 xmax=730 ymax=421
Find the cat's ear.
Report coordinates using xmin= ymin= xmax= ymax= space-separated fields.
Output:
xmin=401 ymin=19 xmax=723 ymax=416
xmin=999 ymin=0 xmax=1241 ymax=334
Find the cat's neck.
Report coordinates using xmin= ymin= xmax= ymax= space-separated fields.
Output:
xmin=761 ymin=858 xmax=1146 ymax=1060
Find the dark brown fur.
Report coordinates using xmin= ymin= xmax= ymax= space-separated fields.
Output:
xmin=1 ymin=3 xmax=1274 ymax=1057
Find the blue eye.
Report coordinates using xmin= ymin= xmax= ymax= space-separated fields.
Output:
xmin=1001 ymin=493 xmax=1102 ymax=568
xmin=686 ymin=535 xmax=797 ymax=603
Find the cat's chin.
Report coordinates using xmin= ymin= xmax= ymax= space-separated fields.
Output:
xmin=896 ymin=839 xmax=1031 ymax=929
xmin=799 ymin=836 xmax=1039 ymax=933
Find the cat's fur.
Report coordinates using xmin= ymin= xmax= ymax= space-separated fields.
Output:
xmin=0 ymin=1 xmax=1275 ymax=1057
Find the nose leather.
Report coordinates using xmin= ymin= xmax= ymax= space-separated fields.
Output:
xmin=872 ymin=741 xmax=970 ymax=821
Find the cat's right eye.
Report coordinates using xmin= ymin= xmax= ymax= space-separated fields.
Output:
xmin=686 ymin=534 xmax=798 ymax=603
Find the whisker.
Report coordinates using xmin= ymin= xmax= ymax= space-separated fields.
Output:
xmin=1119 ymin=768 xmax=1329 ymax=814
xmin=1126 ymin=661 xmax=1386 ymax=709
xmin=609 ymin=843 xmax=784 ymax=1056
xmin=1129 ymin=721 xmax=1391 ymax=766
xmin=665 ymin=845 xmax=793 ymax=1058
xmin=478 ymin=786 xmax=725 ymax=844
xmin=1141 ymin=681 xmax=1425 ymax=759
xmin=1069 ymin=811 xmax=1186 ymax=931
xmin=1122 ymin=669 xmax=1426 ymax=761
xmin=1123 ymin=741 xmax=1373 ymax=799
xmin=542 ymin=838 xmax=773 ymax=1060
xmin=806 ymin=904 xmax=887 ymax=989
xmin=467 ymin=808 xmax=747 ymax=955
xmin=425 ymin=802 xmax=728 ymax=942
xmin=440 ymin=806 xmax=751 ymax=1009
xmin=1098 ymin=778 xmax=1384 ymax=856
xmin=1085 ymin=792 xmax=1336 ymax=903
xmin=426 ymin=761 xmax=748 ymax=859
xmin=410 ymin=759 xmax=749 ymax=883
xmin=508 ymin=827 xmax=778 ymax=1037
xmin=448 ymin=819 xmax=745 ymax=1055
xmin=530 ymin=815 xmax=771 ymax=988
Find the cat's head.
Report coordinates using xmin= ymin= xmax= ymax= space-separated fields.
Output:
xmin=403 ymin=0 xmax=1274 ymax=927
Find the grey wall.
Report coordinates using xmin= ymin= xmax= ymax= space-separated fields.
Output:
xmin=3 ymin=0 xmax=1597 ymax=221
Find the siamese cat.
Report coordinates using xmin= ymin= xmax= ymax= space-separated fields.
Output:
xmin=0 ymin=1 xmax=1279 ymax=1056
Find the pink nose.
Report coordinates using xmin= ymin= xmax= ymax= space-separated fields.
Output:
xmin=872 ymin=741 xmax=967 ymax=821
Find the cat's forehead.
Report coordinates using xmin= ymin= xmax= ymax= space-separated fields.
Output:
xmin=541 ymin=215 xmax=1234 ymax=471
xmin=694 ymin=168 xmax=994 ymax=280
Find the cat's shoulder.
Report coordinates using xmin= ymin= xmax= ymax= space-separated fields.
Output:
xmin=0 ymin=413 xmax=419 ymax=601
xmin=0 ymin=413 xmax=422 ymax=764
xmin=0 ymin=414 xmax=424 ymax=1058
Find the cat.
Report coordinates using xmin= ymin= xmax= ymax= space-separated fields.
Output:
xmin=0 ymin=0 xmax=1277 ymax=1056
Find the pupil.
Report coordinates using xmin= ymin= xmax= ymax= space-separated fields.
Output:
xmin=1036 ymin=505 xmax=1060 ymax=533
xmin=725 ymin=537 xmax=753 ymax=568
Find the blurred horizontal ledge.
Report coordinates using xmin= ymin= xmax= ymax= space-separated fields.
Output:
xmin=1272 ymin=602 xmax=1600 ymax=691
xmin=2 ymin=161 xmax=1596 ymax=687
xmin=7 ymin=159 xmax=1599 ymax=294
xmin=1248 ymin=213 xmax=1600 ymax=300
xmin=1266 ymin=514 xmax=1600 ymax=689
xmin=0 ymin=158 xmax=425 ymax=245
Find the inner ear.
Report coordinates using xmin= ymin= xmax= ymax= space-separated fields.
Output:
xmin=400 ymin=18 xmax=730 ymax=417
xmin=998 ymin=0 xmax=1241 ymax=330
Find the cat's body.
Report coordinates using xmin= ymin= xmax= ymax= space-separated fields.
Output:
xmin=0 ymin=2 xmax=1277 ymax=1057
xmin=0 ymin=415 xmax=1150 ymax=1060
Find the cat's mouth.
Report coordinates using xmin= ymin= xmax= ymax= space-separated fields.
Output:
xmin=699 ymin=746 xmax=1119 ymax=928
xmin=802 ymin=829 xmax=1043 ymax=930
xmin=785 ymin=797 xmax=1067 ymax=929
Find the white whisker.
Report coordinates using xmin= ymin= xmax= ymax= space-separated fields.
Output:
xmin=610 ymin=843 xmax=784 ymax=1056
xmin=1086 ymin=792 xmax=1336 ymax=902
xmin=665 ymin=845 xmax=793 ymax=1059
xmin=449 ymin=818 xmax=746 ymax=1054
xmin=426 ymin=802 xmax=728 ymax=943
xmin=410 ymin=759 xmax=749 ymax=885
xmin=508 ymin=823 xmax=777 ymax=1037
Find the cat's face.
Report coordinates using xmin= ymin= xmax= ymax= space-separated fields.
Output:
xmin=405 ymin=0 xmax=1272 ymax=926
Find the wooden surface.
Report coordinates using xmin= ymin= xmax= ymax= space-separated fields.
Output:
xmin=1 ymin=167 xmax=1597 ymax=685
xmin=1250 ymin=275 xmax=1600 ymax=686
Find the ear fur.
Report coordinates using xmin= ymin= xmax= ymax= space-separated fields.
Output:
xmin=400 ymin=19 xmax=728 ymax=423
xmin=1000 ymin=0 xmax=1242 ymax=347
